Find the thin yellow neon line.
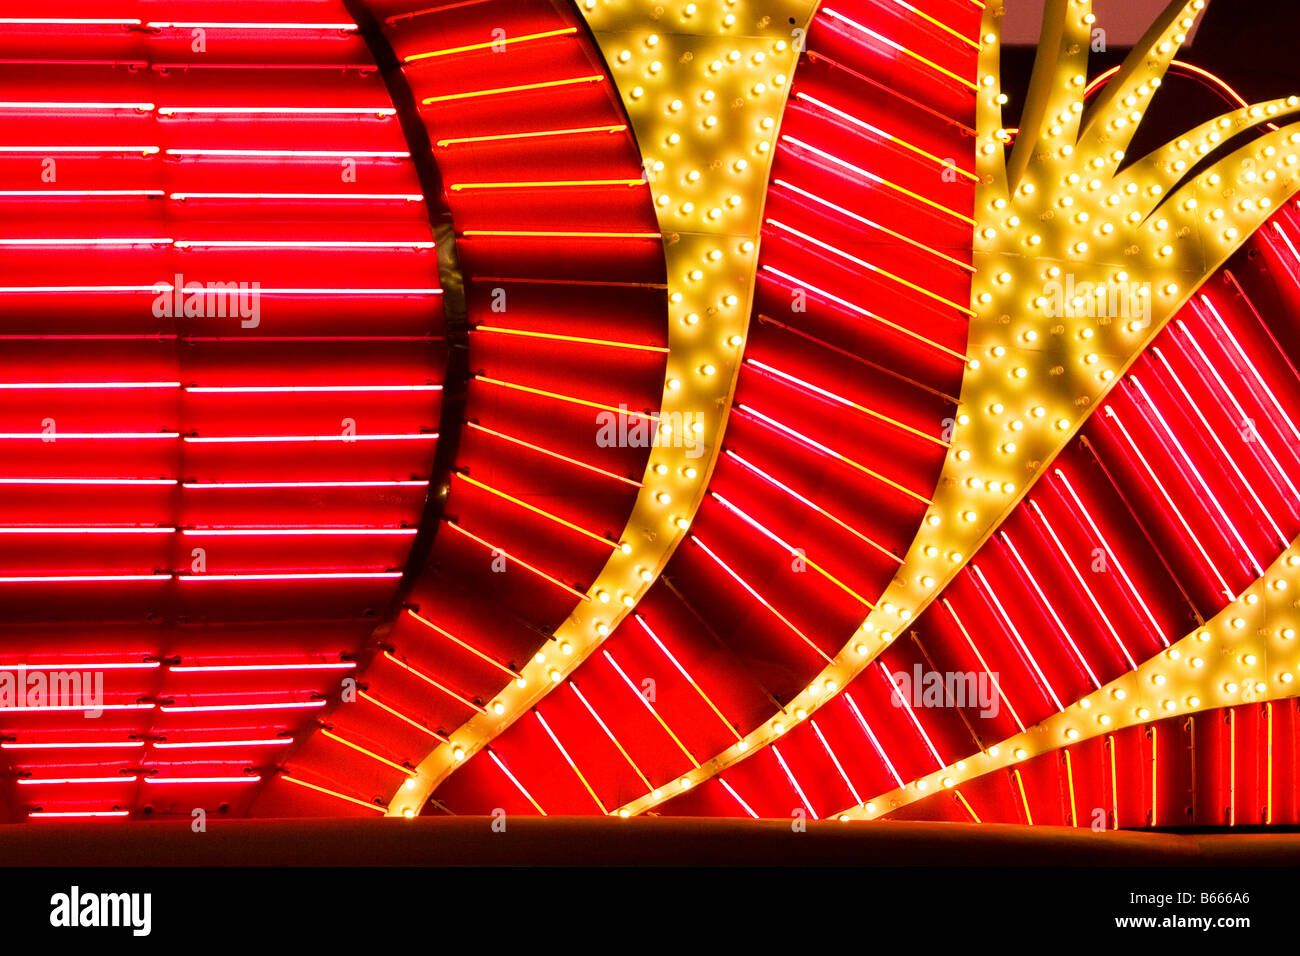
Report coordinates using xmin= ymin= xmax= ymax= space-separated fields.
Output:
xmin=451 ymin=178 xmax=644 ymax=191
xmin=953 ymin=788 xmax=981 ymax=822
xmin=436 ymin=124 xmax=626 ymax=148
xmin=422 ymin=75 xmax=601 ymax=104
xmin=1012 ymin=767 xmax=1033 ymax=825
xmin=474 ymin=324 xmax=668 ymax=353
xmin=1064 ymin=749 xmax=1078 ymax=827
xmin=405 ymin=27 xmax=576 ymax=61
xmin=474 ymin=374 xmax=659 ymax=422
xmin=282 ymin=774 xmax=384 ymax=812
xmin=321 ymin=728 xmax=413 ymax=776
xmin=456 ymin=473 xmax=615 ymax=548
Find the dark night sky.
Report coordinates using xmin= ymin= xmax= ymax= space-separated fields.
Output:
xmin=997 ymin=0 xmax=1300 ymax=162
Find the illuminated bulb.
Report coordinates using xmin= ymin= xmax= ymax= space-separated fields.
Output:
xmin=453 ymin=746 xmax=466 ymax=761
xmin=492 ymin=701 xmax=505 ymax=715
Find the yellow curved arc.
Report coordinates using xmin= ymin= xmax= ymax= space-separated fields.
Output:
xmin=389 ymin=0 xmax=819 ymax=816
xmin=839 ymin=537 xmax=1300 ymax=821
xmin=611 ymin=0 xmax=1300 ymax=817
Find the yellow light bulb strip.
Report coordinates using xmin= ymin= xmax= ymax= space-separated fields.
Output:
xmin=604 ymin=0 xmax=1300 ymax=819
xmin=389 ymin=0 xmax=820 ymax=817
xmin=838 ymin=539 xmax=1300 ymax=821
